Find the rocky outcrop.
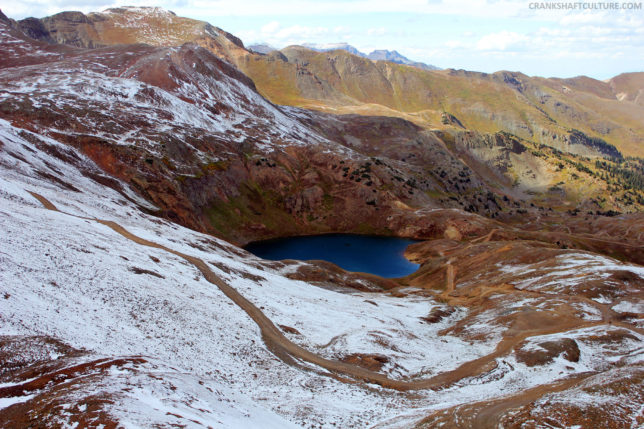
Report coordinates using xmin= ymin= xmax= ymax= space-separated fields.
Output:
xmin=12 ymin=18 xmax=53 ymax=43
xmin=534 ymin=127 xmax=622 ymax=158
xmin=567 ymin=129 xmax=621 ymax=158
xmin=515 ymin=338 xmax=581 ymax=366
xmin=38 ymin=11 xmax=99 ymax=47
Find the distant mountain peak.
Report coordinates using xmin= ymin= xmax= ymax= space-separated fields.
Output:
xmin=248 ymin=43 xmax=277 ymax=54
xmin=369 ymin=49 xmax=402 ymax=56
xmin=299 ymin=43 xmax=439 ymax=71
xmin=302 ymin=42 xmax=366 ymax=57
xmin=367 ymin=49 xmax=440 ymax=71
xmin=102 ymin=6 xmax=176 ymax=16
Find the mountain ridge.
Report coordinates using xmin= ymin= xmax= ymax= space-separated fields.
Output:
xmin=303 ymin=42 xmax=367 ymax=57
xmin=297 ymin=42 xmax=441 ymax=70
xmin=4 ymin=6 xmax=643 ymax=218
xmin=367 ymin=48 xmax=440 ymax=70
xmin=1 ymin=9 xmax=644 ymax=427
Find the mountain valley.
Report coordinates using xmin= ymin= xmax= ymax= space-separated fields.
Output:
xmin=0 ymin=6 xmax=643 ymax=428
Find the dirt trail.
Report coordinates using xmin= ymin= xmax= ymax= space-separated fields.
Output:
xmin=470 ymin=225 xmax=644 ymax=249
xmin=469 ymin=229 xmax=498 ymax=244
xmin=418 ymin=372 xmax=593 ymax=428
xmin=26 ymin=191 xmax=613 ymax=392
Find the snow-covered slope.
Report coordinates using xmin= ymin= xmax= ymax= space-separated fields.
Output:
xmin=0 ymin=119 xmax=393 ymax=427
xmin=1 ymin=97 xmax=643 ymax=427
xmin=0 ymin=29 xmax=331 ymax=157
xmin=0 ymin=118 xmax=504 ymax=426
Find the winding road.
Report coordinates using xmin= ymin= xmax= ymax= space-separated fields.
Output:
xmin=26 ymin=190 xmax=629 ymax=414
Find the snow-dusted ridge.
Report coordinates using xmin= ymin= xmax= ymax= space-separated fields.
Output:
xmin=2 ymin=92 xmax=643 ymax=426
xmin=0 ymin=48 xmax=333 ymax=158
xmin=0 ymin=21 xmax=358 ymax=168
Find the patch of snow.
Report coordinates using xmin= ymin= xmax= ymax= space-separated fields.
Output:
xmin=0 ymin=394 xmax=35 ymax=410
xmin=612 ymin=300 xmax=644 ymax=314
xmin=497 ymin=253 xmax=644 ymax=295
xmin=571 ymin=301 xmax=603 ymax=321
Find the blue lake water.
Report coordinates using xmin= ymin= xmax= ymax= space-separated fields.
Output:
xmin=244 ymin=234 xmax=420 ymax=278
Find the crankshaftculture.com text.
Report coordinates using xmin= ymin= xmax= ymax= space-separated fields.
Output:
xmin=529 ymin=2 xmax=642 ymax=9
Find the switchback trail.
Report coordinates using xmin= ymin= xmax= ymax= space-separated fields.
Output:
xmin=27 ymin=191 xmax=612 ymax=392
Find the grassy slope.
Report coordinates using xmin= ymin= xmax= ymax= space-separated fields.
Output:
xmin=33 ymin=9 xmax=643 ymax=157
xmin=240 ymin=49 xmax=644 ymax=157
xmin=609 ymin=72 xmax=644 ymax=105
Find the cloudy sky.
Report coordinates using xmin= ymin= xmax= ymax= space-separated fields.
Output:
xmin=5 ymin=0 xmax=644 ymax=79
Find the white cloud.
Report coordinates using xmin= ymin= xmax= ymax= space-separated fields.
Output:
xmin=476 ymin=31 xmax=528 ymax=51
xmin=445 ymin=40 xmax=468 ymax=49
xmin=274 ymin=24 xmax=329 ymax=40
xmin=239 ymin=20 xmax=339 ymax=47
xmin=261 ymin=21 xmax=281 ymax=33
xmin=558 ymin=11 xmax=610 ymax=25
xmin=367 ymin=27 xmax=386 ymax=36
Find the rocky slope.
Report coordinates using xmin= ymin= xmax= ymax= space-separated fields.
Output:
xmin=0 ymin=7 xmax=643 ymax=428
xmin=1 ymin=13 xmax=481 ymax=244
xmin=1 ymin=94 xmax=643 ymax=428
xmin=15 ymin=7 xmax=644 ymax=159
xmin=367 ymin=49 xmax=440 ymax=71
